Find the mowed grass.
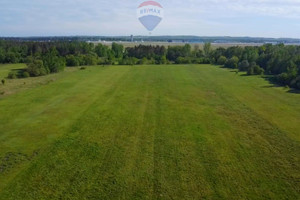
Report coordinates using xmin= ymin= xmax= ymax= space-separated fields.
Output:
xmin=0 ymin=64 xmax=299 ymax=199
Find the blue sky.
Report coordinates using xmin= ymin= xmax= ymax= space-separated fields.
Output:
xmin=0 ymin=0 xmax=300 ymax=38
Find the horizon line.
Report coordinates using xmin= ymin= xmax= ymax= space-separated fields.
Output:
xmin=1 ymin=35 xmax=300 ymax=40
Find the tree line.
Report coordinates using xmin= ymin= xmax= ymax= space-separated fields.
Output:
xmin=0 ymin=40 xmax=299 ymax=89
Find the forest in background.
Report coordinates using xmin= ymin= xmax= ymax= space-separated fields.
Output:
xmin=0 ymin=40 xmax=299 ymax=89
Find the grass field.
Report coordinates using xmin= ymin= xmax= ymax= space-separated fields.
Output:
xmin=0 ymin=64 xmax=299 ymax=199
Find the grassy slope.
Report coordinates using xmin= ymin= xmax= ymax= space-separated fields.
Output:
xmin=0 ymin=65 xmax=299 ymax=199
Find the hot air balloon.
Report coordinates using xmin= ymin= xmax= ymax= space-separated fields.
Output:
xmin=137 ymin=1 xmax=164 ymax=32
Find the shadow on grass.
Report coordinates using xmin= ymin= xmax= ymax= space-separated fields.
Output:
xmin=11 ymin=68 xmax=25 ymax=72
xmin=8 ymin=68 xmax=27 ymax=79
xmin=219 ymin=66 xmax=300 ymax=94
xmin=288 ymin=89 xmax=300 ymax=94
xmin=261 ymin=76 xmax=299 ymax=94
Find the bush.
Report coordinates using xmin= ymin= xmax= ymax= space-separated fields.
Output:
xmin=138 ymin=57 xmax=149 ymax=65
xmin=24 ymin=56 xmax=34 ymax=64
xmin=22 ymin=71 xmax=30 ymax=78
xmin=137 ymin=57 xmax=156 ymax=65
xmin=224 ymin=56 xmax=239 ymax=69
xmin=66 ymin=55 xmax=80 ymax=66
xmin=238 ymin=60 xmax=250 ymax=71
xmin=1 ymin=79 xmax=5 ymax=85
xmin=104 ymin=59 xmax=114 ymax=65
xmin=8 ymin=71 xmax=17 ymax=79
xmin=45 ymin=57 xmax=66 ymax=73
xmin=27 ymin=60 xmax=49 ymax=77
xmin=217 ymin=56 xmax=227 ymax=65
xmin=247 ymin=67 xmax=254 ymax=75
xmin=253 ymin=65 xmax=264 ymax=75
xmin=290 ymin=76 xmax=300 ymax=89
xmin=175 ymin=57 xmax=191 ymax=64
xmin=119 ymin=57 xmax=139 ymax=65
xmin=83 ymin=54 xmax=98 ymax=65
xmin=247 ymin=63 xmax=264 ymax=75
xmin=97 ymin=57 xmax=106 ymax=65
xmin=156 ymin=55 xmax=167 ymax=64
xmin=201 ymin=58 xmax=211 ymax=64
xmin=80 ymin=66 xmax=87 ymax=70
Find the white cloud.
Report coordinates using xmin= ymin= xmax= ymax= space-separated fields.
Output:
xmin=0 ymin=0 xmax=299 ymax=37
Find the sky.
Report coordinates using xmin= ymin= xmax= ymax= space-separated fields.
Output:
xmin=0 ymin=0 xmax=300 ymax=38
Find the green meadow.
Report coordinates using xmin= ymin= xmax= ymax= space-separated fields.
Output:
xmin=0 ymin=64 xmax=299 ymax=199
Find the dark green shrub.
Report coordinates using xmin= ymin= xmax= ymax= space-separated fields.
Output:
xmin=217 ymin=56 xmax=227 ymax=65
xmin=66 ymin=55 xmax=80 ymax=66
xmin=291 ymin=76 xmax=300 ymax=89
xmin=253 ymin=65 xmax=264 ymax=75
xmin=238 ymin=60 xmax=250 ymax=71
xmin=175 ymin=57 xmax=191 ymax=64
xmin=138 ymin=57 xmax=149 ymax=65
xmin=247 ymin=67 xmax=254 ymax=75
xmin=45 ymin=57 xmax=66 ymax=73
xmin=22 ymin=71 xmax=30 ymax=78
xmin=83 ymin=53 xmax=98 ymax=65
xmin=224 ymin=56 xmax=239 ymax=69
xmin=8 ymin=71 xmax=17 ymax=79
xmin=119 ymin=57 xmax=138 ymax=65
xmin=247 ymin=62 xmax=264 ymax=75
xmin=156 ymin=55 xmax=167 ymax=64
xmin=5 ymin=52 xmax=19 ymax=63
xmin=27 ymin=60 xmax=49 ymax=77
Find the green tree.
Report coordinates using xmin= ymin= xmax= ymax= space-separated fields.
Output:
xmin=242 ymin=47 xmax=259 ymax=62
xmin=27 ymin=60 xmax=49 ymax=77
xmin=95 ymin=44 xmax=109 ymax=57
xmin=167 ymin=44 xmax=191 ymax=61
xmin=83 ymin=53 xmax=98 ymax=65
xmin=224 ymin=56 xmax=239 ymax=69
xmin=225 ymin=46 xmax=243 ymax=59
xmin=0 ymin=48 xmax=5 ymax=63
xmin=43 ymin=47 xmax=66 ymax=73
xmin=204 ymin=42 xmax=211 ymax=57
xmin=287 ymin=61 xmax=298 ymax=78
xmin=112 ymin=43 xmax=124 ymax=59
xmin=183 ymin=44 xmax=192 ymax=57
xmin=5 ymin=52 xmax=18 ymax=63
